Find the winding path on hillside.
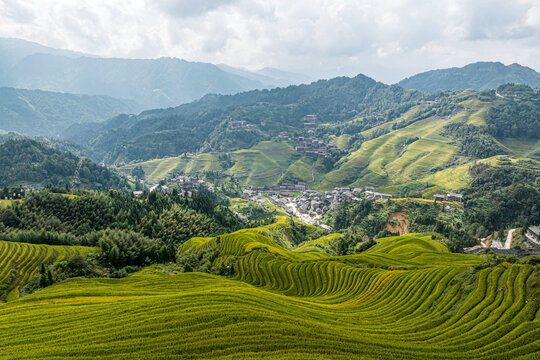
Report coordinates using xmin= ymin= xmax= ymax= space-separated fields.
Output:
xmin=505 ymin=229 xmax=516 ymax=249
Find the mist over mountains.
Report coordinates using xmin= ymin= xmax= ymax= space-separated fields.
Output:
xmin=0 ymin=87 xmax=139 ymax=137
xmin=0 ymin=38 xmax=311 ymax=109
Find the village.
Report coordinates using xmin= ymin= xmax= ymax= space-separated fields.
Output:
xmin=241 ymin=184 xmax=465 ymax=230
xmin=135 ymin=175 xmax=215 ymax=198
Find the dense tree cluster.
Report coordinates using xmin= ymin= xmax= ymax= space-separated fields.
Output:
xmin=331 ymin=199 xmax=388 ymax=237
xmin=464 ymin=164 xmax=540 ymax=232
xmin=0 ymin=190 xmax=245 ymax=253
xmin=442 ymin=123 xmax=506 ymax=159
xmin=0 ymin=139 xmax=129 ymax=191
xmin=486 ymin=84 xmax=540 ymax=138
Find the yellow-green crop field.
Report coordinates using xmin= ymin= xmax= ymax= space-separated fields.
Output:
xmin=0 ymin=227 xmax=538 ymax=359
xmin=0 ymin=200 xmax=18 ymax=209
xmin=0 ymin=241 xmax=98 ymax=301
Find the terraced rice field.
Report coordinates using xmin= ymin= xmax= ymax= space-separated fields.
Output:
xmin=0 ymin=241 xmax=98 ymax=301
xmin=320 ymin=115 xmax=457 ymax=189
xmin=0 ymin=228 xmax=538 ymax=359
xmin=228 ymin=141 xmax=300 ymax=185
xmin=118 ymin=153 xmax=224 ymax=183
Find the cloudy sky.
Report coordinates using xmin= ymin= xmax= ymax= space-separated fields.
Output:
xmin=1 ymin=0 xmax=539 ymax=83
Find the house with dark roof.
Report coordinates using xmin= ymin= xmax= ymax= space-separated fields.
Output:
xmin=446 ymin=193 xmax=463 ymax=202
xmin=433 ymin=194 xmax=445 ymax=202
xmin=526 ymin=226 xmax=540 ymax=244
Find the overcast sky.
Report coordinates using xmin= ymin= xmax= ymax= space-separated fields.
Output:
xmin=1 ymin=0 xmax=539 ymax=83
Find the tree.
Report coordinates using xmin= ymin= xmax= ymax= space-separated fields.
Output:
xmin=131 ymin=166 xmax=145 ymax=180
xmin=158 ymin=205 xmax=221 ymax=246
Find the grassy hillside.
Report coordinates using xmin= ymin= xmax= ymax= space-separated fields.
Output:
xmin=319 ymin=96 xmax=494 ymax=191
xmin=71 ymin=73 xmax=423 ymax=164
xmin=0 ymin=240 xmax=97 ymax=301
xmin=0 ymin=231 xmax=537 ymax=359
xmin=118 ymin=153 xmax=224 ymax=183
xmin=119 ymin=141 xmax=302 ymax=185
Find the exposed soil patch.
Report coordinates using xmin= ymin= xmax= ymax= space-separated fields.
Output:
xmin=386 ymin=212 xmax=409 ymax=235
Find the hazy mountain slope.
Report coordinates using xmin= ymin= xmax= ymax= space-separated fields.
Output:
xmin=0 ymin=38 xmax=309 ymax=109
xmin=4 ymin=54 xmax=266 ymax=109
xmin=398 ymin=62 xmax=540 ymax=92
xmin=0 ymin=87 xmax=139 ymax=137
xmin=256 ymin=67 xmax=313 ymax=85
xmin=217 ymin=64 xmax=313 ymax=87
xmin=0 ymin=38 xmax=85 ymax=80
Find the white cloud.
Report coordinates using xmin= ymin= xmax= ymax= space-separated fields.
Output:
xmin=0 ymin=0 xmax=538 ymax=83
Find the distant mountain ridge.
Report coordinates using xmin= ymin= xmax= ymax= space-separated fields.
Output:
xmin=0 ymin=87 xmax=140 ymax=137
xmin=0 ymin=38 xmax=311 ymax=109
xmin=398 ymin=62 xmax=540 ymax=92
xmin=217 ymin=64 xmax=313 ymax=88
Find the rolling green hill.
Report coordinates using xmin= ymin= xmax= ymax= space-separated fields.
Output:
xmin=0 ymin=230 xmax=537 ymax=359
xmin=0 ymin=240 xmax=97 ymax=301
xmin=118 ymin=141 xmax=305 ymax=185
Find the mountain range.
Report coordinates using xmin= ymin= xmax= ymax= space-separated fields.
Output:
xmin=0 ymin=38 xmax=311 ymax=109
xmin=0 ymin=87 xmax=139 ymax=137
xmin=64 ymin=74 xmax=422 ymax=164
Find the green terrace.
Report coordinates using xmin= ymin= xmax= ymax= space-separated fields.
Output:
xmin=0 ymin=224 xmax=537 ymax=359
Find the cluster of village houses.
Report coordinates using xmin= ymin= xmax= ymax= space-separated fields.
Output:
xmin=291 ymin=187 xmax=365 ymax=215
xmin=135 ymin=176 xmax=214 ymax=197
xmin=290 ymin=137 xmax=341 ymax=159
xmin=243 ymin=183 xmax=467 ymax=218
xmin=242 ymin=185 xmax=394 ymax=217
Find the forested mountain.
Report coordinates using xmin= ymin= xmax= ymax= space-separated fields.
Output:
xmin=0 ymin=87 xmax=139 ymax=136
xmin=398 ymin=62 xmax=540 ymax=92
xmin=0 ymin=139 xmax=128 ymax=191
xmin=0 ymin=38 xmax=309 ymax=109
xmin=66 ymin=74 xmax=423 ymax=164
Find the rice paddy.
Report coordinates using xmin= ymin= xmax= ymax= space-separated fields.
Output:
xmin=0 ymin=241 xmax=98 ymax=302
xmin=0 ymin=228 xmax=537 ymax=359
